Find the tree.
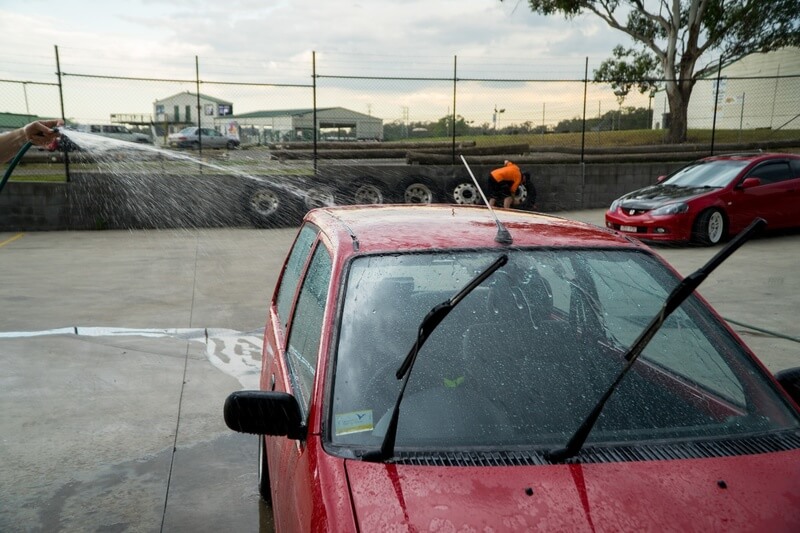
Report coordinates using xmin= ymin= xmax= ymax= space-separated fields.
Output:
xmin=514 ymin=0 xmax=800 ymax=143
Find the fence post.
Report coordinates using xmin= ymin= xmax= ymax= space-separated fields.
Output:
xmin=313 ymin=51 xmax=318 ymax=174
xmin=54 ymin=45 xmax=71 ymax=183
xmin=195 ymin=56 xmax=202 ymax=156
xmin=451 ymin=55 xmax=457 ymax=165
xmin=580 ymin=57 xmax=588 ymax=164
xmin=710 ymin=55 xmax=723 ymax=156
xmin=580 ymin=57 xmax=588 ymax=208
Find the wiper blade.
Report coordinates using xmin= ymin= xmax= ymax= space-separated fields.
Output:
xmin=547 ymin=217 xmax=767 ymax=463
xmin=361 ymin=253 xmax=509 ymax=463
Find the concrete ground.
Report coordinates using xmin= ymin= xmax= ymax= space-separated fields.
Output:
xmin=1 ymin=209 xmax=798 ymax=532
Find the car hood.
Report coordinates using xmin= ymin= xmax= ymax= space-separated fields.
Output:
xmin=617 ymin=184 xmax=716 ymax=210
xmin=345 ymin=451 xmax=800 ymax=530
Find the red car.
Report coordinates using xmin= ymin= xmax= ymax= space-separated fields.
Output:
xmin=605 ymin=152 xmax=800 ymax=245
xmin=225 ymin=204 xmax=800 ymax=531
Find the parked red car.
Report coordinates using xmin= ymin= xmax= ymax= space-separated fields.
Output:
xmin=225 ymin=204 xmax=800 ymax=531
xmin=605 ymin=152 xmax=800 ymax=245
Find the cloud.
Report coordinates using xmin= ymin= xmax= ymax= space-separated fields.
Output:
xmin=0 ymin=0 xmax=630 ymax=123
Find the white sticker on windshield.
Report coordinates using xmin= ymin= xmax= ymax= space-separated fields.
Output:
xmin=335 ymin=410 xmax=374 ymax=435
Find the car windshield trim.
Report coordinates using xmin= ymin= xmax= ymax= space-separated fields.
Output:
xmin=663 ymin=160 xmax=749 ymax=188
xmin=325 ymin=245 xmax=799 ymax=459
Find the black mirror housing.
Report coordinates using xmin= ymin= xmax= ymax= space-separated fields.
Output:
xmin=224 ymin=390 xmax=307 ymax=440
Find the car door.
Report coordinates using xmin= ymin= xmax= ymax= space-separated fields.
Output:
xmin=270 ymin=239 xmax=333 ymax=531
xmin=732 ymin=159 xmax=797 ymax=230
xmin=200 ymin=128 xmax=222 ymax=148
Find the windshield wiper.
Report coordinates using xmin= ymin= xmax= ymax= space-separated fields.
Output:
xmin=361 ymin=253 xmax=509 ymax=463
xmin=546 ymin=217 xmax=767 ymax=463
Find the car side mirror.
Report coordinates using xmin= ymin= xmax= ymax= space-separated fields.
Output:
xmin=656 ymin=175 xmax=667 ymax=183
xmin=224 ymin=390 xmax=307 ymax=440
xmin=739 ymin=177 xmax=762 ymax=189
xmin=775 ymin=367 xmax=800 ymax=407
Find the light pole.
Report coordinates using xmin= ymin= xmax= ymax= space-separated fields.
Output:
xmin=613 ymin=89 xmax=626 ymax=131
xmin=493 ymin=105 xmax=505 ymax=134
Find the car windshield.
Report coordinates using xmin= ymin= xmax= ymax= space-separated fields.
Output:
xmin=329 ymin=248 xmax=799 ymax=452
xmin=663 ymin=160 xmax=749 ymax=188
xmin=179 ymin=127 xmax=196 ymax=134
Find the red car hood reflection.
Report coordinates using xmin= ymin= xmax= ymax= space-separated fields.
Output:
xmin=345 ymin=451 xmax=800 ymax=531
xmin=617 ymin=184 xmax=717 ymax=209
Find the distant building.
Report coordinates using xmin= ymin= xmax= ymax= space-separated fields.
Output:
xmin=152 ymin=92 xmax=234 ymax=133
xmin=0 ymin=112 xmax=50 ymax=133
xmin=653 ymin=47 xmax=800 ymax=131
xmin=224 ymin=107 xmax=383 ymax=142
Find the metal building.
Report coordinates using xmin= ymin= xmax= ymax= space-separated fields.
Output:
xmin=220 ymin=107 xmax=383 ymax=142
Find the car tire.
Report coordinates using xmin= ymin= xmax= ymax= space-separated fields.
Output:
xmin=258 ymin=437 xmax=272 ymax=503
xmin=304 ymin=186 xmax=337 ymax=211
xmin=693 ymin=208 xmax=727 ymax=246
xmin=448 ymin=178 xmax=481 ymax=205
xmin=243 ymin=183 xmax=302 ymax=228
xmin=512 ymin=183 xmax=534 ymax=210
xmin=348 ymin=181 xmax=387 ymax=205
xmin=226 ymin=140 xmax=237 ymax=150
xmin=403 ymin=178 xmax=438 ymax=205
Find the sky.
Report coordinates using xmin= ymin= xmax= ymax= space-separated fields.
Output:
xmin=0 ymin=0 xmax=643 ymax=126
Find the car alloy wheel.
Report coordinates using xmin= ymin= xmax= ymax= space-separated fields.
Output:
xmin=353 ymin=183 xmax=385 ymax=205
xmin=304 ymin=188 xmax=336 ymax=210
xmin=452 ymin=182 xmax=480 ymax=204
xmin=404 ymin=182 xmax=435 ymax=204
xmin=694 ymin=208 xmax=726 ymax=246
xmin=250 ymin=188 xmax=280 ymax=218
xmin=706 ymin=210 xmax=724 ymax=243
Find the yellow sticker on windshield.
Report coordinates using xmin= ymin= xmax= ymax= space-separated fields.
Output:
xmin=444 ymin=375 xmax=465 ymax=388
xmin=335 ymin=410 xmax=374 ymax=435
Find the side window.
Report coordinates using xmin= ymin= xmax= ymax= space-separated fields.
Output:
xmin=90 ymin=125 xmax=101 ymax=133
xmin=286 ymin=245 xmax=332 ymax=412
xmin=275 ymin=225 xmax=318 ymax=329
xmin=747 ymin=161 xmax=792 ymax=185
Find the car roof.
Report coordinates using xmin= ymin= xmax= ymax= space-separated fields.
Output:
xmin=306 ymin=204 xmax=645 ymax=254
xmin=700 ymin=151 xmax=800 ymax=163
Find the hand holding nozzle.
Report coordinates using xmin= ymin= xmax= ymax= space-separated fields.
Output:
xmin=24 ymin=119 xmax=63 ymax=147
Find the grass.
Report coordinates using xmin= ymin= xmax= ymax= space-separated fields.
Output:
xmin=404 ymin=128 xmax=800 ymax=149
xmin=6 ymin=128 xmax=798 ymax=183
xmin=5 ymin=174 xmax=66 ymax=183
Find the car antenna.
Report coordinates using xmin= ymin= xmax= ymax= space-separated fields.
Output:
xmin=460 ymin=155 xmax=513 ymax=245
xmin=546 ymin=217 xmax=767 ymax=463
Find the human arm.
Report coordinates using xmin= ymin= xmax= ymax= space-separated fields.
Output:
xmin=1 ymin=120 xmax=62 ymax=162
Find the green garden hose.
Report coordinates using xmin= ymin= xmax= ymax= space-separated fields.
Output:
xmin=0 ymin=140 xmax=33 ymax=195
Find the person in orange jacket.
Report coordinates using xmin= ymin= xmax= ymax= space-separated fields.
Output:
xmin=487 ymin=160 xmax=528 ymax=209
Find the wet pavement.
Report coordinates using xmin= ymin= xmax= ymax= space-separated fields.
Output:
xmin=1 ymin=210 xmax=798 ymax=532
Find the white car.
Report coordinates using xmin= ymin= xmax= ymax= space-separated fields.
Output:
xmin=167 ymin=127 xmax=240 ymax=149
xmin=74 ymin=124 xmax=151 ymax=143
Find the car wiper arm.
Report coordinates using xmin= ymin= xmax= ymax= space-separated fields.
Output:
xmin=361 ymin=253 xmax=508 ymax=463
xmin=547 ymin=217 xmax=767 ymax=463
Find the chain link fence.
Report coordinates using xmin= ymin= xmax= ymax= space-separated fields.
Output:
xmin=2 ymin=48 xmax=798 ymax=158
